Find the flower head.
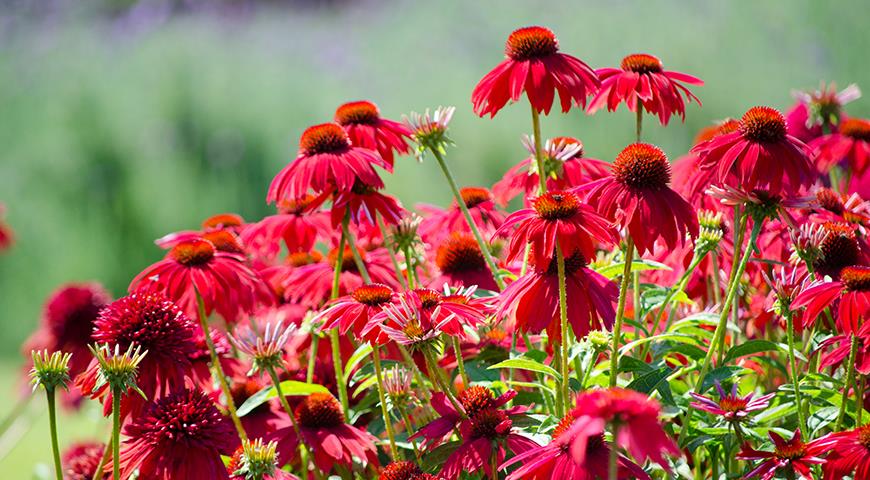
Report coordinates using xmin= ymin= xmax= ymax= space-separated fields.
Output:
xmin=88 ymin=343 xmax=147 ymax=396
xmin=379 ymin=461 xmax=441 ymax=480
xmin=823 ymin=424 xmax=870 ymax=480
xmin=472 ymin=26 xmax=599 ymax=117
xmin=812 ymin=222 xmax=862 ymax=279
xmin=794 ymin=265 xmax=870 ymax=334
xmin=230 ymin=439 xmax=283 ymax=480
xmin=738 ymin=429 xmax=835 ymax=480
xmin=433 ymin=233 xmax=499 ymax=291
xmin=689 ymin=381 xmax=774 ymax=422
xmin=231 ymin=320 xmax=296 ymax=372
xmin=404 ymin=106 xmax=455 ymax=157
xmin=811 ymin=117 xmax=870 ymax=176
xmin=30 ymin=350 xmax=72 ymax=391
xmin=790 ymin=82 xmax=860 ymax=137
xmin=335 ymin=100 xmax=412 ymax=167
xmin=62 ymin=442 xmax=107 ymax=480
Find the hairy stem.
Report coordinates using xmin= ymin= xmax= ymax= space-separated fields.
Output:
xmin=836 ymin=334 xmax=859 ymax=430
xmin=556 ymin=244 xmax=571 ymax=411
xmin=609 ymin=237 xmax=635 ymax=387
xmin=111 ymin=388 xmax=121 ymax=480
xmin=46 ymin=388 xmax=63 ymax=480
xmin=372 ymin=346 xmax=399 ymax=459
xmin=785 ymin=312 xmax=807 ymax=433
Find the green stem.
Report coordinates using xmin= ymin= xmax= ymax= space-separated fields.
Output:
xmin=430 ymin=148 xmax=505 ymax=291
xmin=404 ymin=245 xmax=417 ymax=289
xmin=609 ymin=237 xmax=635 ymax=387
xmin=343 ymin=219 xmax=371 ymax=284
xmin=306 ymin=332 xmax=319 ymax=384
xmin=635 ymin=106 xmax=643 ymax=143
xmin=372 ymin=346 xmax=399 ymax=459
xmin=46 ymin=388 xmax=63 ymax=480
xmin=530 ymin=104 xmax=547 ymax=194
xmin=608 ymin=432 xmax=619 ymax=480
xmin=377 ymin=215 xmax=408 ymax=290
xmin=858 ymin=375 xmax=866 ymax=426
xmin=423 ymin=348 xmax=462 ymax=413
xmin=195 ymin=291 xmax=247 ymax=441
xmin=709 ymin=253 xmax=722 ymax=307
xmin=266 ymin=365 xmax=313 ymax=473
xmin=399 ymin=407 xmax=422 ymax=462
xmin=330 ymin=218 xmax=351 ymax=417
xmin=452 ymin=337 xmax=470 ymax=387
xmin=555 ymin=244 xmax=571 ymax=411
xmin=718 ymin=210 xmax=747 ymax=364
xmin=785 ymin=313 xmax=807 ymax=433
xmin=836 ymin=334 xmax=859 ymax=430
xmin=111 ymin=388 xmax=121 ymax=480
xmin=650 ymin=251 xmax=705 ymax=336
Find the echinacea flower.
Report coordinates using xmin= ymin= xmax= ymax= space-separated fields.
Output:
xmin=787 ymin=82 xmax=861 ymax=143
xmin=62 ymin=441 xmax=107 ymax=480
xmin=432 ymin=233 xmax=499 ymax=291
xmin=472 ymin=26 xmax=599 ymax=117
xmin=379 ymin=461 xmax=443 ymax=480
xmin=334 ymin=100 xmax=412 ymax=167
xmin=568 ymin=388 xmax=680 ymax=469
xmin=328 ymin=181 xmax=405 ymax=227
xmin=811 ymin=188 xmax=870 ymax=227
xmin=418 ymin=187 xmax=506 ymax=244
xmin=582 ymin=143 xmax=698 ymax=255
xmin=811 ymin=117 xmax=870 ymax=176
xmin=502 ymin=412 xmax=649 ymax=480
xmin=75 ymin=292 xmax=198 ymax=419
xmin=119 ymin=388 xmax=236 ymax=480
xmin=822 ymin=423 xmax=870 ymax=480
xmin=737 ymin=429 xmax=835 ymax=480
xmin=269 ymin=392 xmax=378 ymax=474
xmin=492 ymin=136 xmax=610 ymax=206
xmin=816 ymin=333 xmax=870 ymax=375
xmin=693 ymin=106 xmax=815 ymax=195
xmin=689 ymin=381 xmax=774 ymax=422
xmin=230 ymin=320 xmax=296 ymax=372
xmin=588 ymin=53 xmax=702 ymax=125
xmin=811 ymin=222 xmax=864 ymax=279
xmin=316 ymin=283 xmax=395 ymax=341
xmin=154 ymin=213 xmax=247 ymax=251
xmin=793 ymin=265 xmax=870 ymax=334
xmin=404 ymin=106 xmax=455 ymax=155
xmin=267 ymin=123 xmax=390 ymax=202
xmin=240 ymin=196 xmax=330 ymax=263
xmin=495 ymin=249 xmax=617 ymax=339
xmin=494 ymin=190 xmax=617 ymax=269
xmin=227 ymin=439 xmax=298 ymax=480
xmin=130 ymin=238 xmax=274 ymax=323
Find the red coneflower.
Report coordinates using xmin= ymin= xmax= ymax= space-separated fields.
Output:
xmin=692 ymin=106 xmax=815 ymax=195
xmin=823 ymin=423 xmax=870 ymax=480
xmin=689 ymin=381 xmax=774 ymax=422
xmin=75 ymin=292 xmax=198 ymax=419
xmin=496 ymin=250 xmax=617 ymax=339
xmin=267 ymin=123 xmax=390 ymax=202
xmin=810 ymin=188 xmax=870 ymax=227
xmin=62 ymin=442 xmax=107 ymax=480
xmin=817 ymin=333 xmax=870 ymax=376
xmin=811 ymin=222 xmax=864 ymax=279
xmin=495 ymin=190 xmax=617 ymax=269
xmin=335 ymin=100 xmax=413 ymax=167
xmin=269 ymin=392 xmax=378 ymax=474
xmin=582 ymin=143 xmax=698 ymax=255
xmin=316 ymin=283 xmax=395 ymax=341
xmin=155 ymin=213 xmax=247 ymax=251
xmin=588 ymin=53 xmax=702 ymax=125
xmin=786 ymin=82 xmax=861 ymax=143
xmin=502 ymin=413 xmax=649 ymax=480
xmin=472 ymin=26 xmax=599 ymax=117
xmin=568 ymin=388 xmax=679 ymax=469
xmin=119 ymin=388 xmax=236 ymax=480
xmin=329 ymin=181 xmax=405 ymax=228
xmin=130 ymin=238 xmax=274 ymax=323
xmin=433 ymin=233 xmax=500 ymax=291
xmin=811 ymin=117 xmax=870 ymax=176
xmin=793 ymin=265 xmax=870 ymax=335
xmin=737 ymin=429 xmax=835 ymax=480
xmin=241 ymin=196 xmax=330 ymax=263
xmin=492 ymin=136 xmax=610 ymax=206
xmin=379 ymin=461 xmax=444 ymax=480
xmin=418 ymin=187 xmax=506 ymax=244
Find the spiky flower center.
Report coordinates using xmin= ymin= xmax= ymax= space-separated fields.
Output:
xmin=458 ymin=385 xmax=496 ymax=416
xmin=296 ymin=392 xmax=344 ymax=428
xmin=718 ymin=396 xmax=749 ymax=413
xmin=379 ymin=461 xmax=423 ymax=480
xmin=841 ymin=266 xmax=870 ymax=292
xmin=328 ymin=245 xmax=364 ymax=272
xmin=857 ymin=424 xmax=870 ymax=448
xmin=415 ymin=289 xmax=442 ymax=309
xmin=839 ymin=118 xmax=870 ymax=142
xmin=533 ymin=191 xmax=581 ymax=220
xmin=401 ymin=318 xmax=425 ymax=340
xmin=740 ymin=106 xmax=787 ymax=143
xmin=459 ymin=187 xmax=493 ymax=208
xmin=814 ymin=222 xmax=859 ymax=276
xmin=816 ymin=188 xmax=844 ymax=215
xmin=436 ymin=234 xmax=487 ymax=274
xmin=202 ymin=213 xmax=243 ymax=230
xmin=336 ymin=101 xmax=381 ymax=126
xmin=278 ymin=195 xmax=316 ymax=215
xmin=202 ymin=230 xmax=244 ymax=254
xmin=505 ymin=26 xmax=559 ymax=61
xmin=287 ymin=251 xmax=322 ymax=267
xmin=139 ymin=389 xmax=228 ymax=445
xmin=774 ymin=440 xmax=807 ymax=461
xmin=300 ymin=123 xmax=351 ymax=156
xmin=552 ymin=413 xmax=576 ymax=438
xmin=170 ymin=239 xmax=215 ymax=266
xmin=469 ymin=409 xmax=510 ymax=439
xmin=543 ymin=249 xmax=588 ymax=276
xmin=94 ymin=293 xmax=195 ymax=358
xmin=612 ymin=143 xmax=671 ymax=189
xmin=620 ymin=53 xmax=663 ymax=74
xmin=352 ymin=284 xmax=394 ymax=306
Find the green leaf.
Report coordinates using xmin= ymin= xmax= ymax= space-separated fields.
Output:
xmin=595 ymin=259 xmax=672 ymax=279
xmin=489 ymin=357 xmax=561 ymax=380
xmin=620 ymin=333 xmax=702 ymax=355
xmin=344 ymin=343 xmax=373 ymax=383
xmin=723 ymin=339 xmax=779 ymax=363
xmin=699 ymin=366 xmax=747 ymax=393
xmin=237 ymin=381 xmax=329 ymax=417
xmin=627 ymin=367 xmax=672 ymax=395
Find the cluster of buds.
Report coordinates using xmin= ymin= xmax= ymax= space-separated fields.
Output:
xmin=384 ymin=365 xmax=417 ymax=411
xmin=390 ymin=213 xmax=424 ymax=255
xmin=89 ymin=343 xmax=147 ymax=397
xmin=232 ymin=439 xmax=280 ymax=480
xmin=696 ymin=209 xmax=725 ymax=254
xmin=29 ymin=350 xmax=72 ymax=392
xmin=789 ymin=222 xmax=828 ymax=267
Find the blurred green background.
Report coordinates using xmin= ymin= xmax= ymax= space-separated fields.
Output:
xmin=0 ymin=0 xmax=869 ymax=475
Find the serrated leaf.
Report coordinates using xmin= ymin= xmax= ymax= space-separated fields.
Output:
xmin=595 ymin=259 xmax=672 ymax=279
xmin=489 ymin=357 xmax=561 ymax=380
xmin=237 ymin=381 xmax=329 ymax=417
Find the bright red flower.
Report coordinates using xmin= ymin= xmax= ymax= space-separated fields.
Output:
xmin=823 ymin=424 xmax=870 ymax=480
xmin=241 ymin=196 xmax=330 ymax=263
xmin=432 ymin=233 xmax=499 ymax=291
xmin=692 ymin=106 xmax=815 ymax=195
xmin=365 ymin=288 xmax=485 ymax=346
xmin=689 ymin=381 xmax=774 ymax=422
xmin=582 ymin=143 xmax=698 ymax=255
xmin=0 ymin=204 xmax=12 ymax=252
xmin=811 ymin=118 xmax=870 ymax=175
xmin=568 ymin=388 xmax=679 ymax=469
xmin=269 ymin=392 xmax=378 ymax=474
xmin=267 ymin=123 xmax=389 ymax=202
xmin=793 ymin=265 xmax=870 ymax=334
xmin=817 ymin=333 xmax=870 ymax=376
xmin=503 ymin=413 xmax=648 ymax=480
xmin=492 ymin=136 xmax=610 ymax=206
xmin=130 ymin=238 xmax=274 ymax=323
xmin=737 ymin=429 xmax=835 ymax=480
xmin=316 ymin=283 xmax=396 ymax=341
xmin=335 ymin=100 xmax=412 ymax=167
xmin=119 ymin=388 xmax=236 ymax=480
xmin=75 ymin=292 xmax=198 ymax=419
xmin=811 ymin=222 xmax=865 ymax=279
xmin=786 ymin=82 xmax=860 ymax=143
xmin=472 ymin=26 xmax=599 ymax=117
xmin=418 ymin=187 xmax=506 ymax=244
xmin=588 ymin=53 xmax=702 ymax=125
xmin=155 ymin=213 xmax=247 ymax=251
xmin=495 ymin=250 xmax=617 ymax=339
xmin=62 ymin=441 xmax=107 ymax=480
xmin=329 ymin=181 xmax=405 ymax=227
xmin=379 ymin=461 xmax=443 ymax=480
xmin=495 ymin=190 xmax=617 ymax=268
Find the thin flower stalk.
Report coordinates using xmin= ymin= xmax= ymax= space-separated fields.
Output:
xmin=609 ymin=237 xmax=636 ymax=387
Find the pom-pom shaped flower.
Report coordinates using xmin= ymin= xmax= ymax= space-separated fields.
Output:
xmin=737 ymin=429 xmax=835 ymax=480
xmin=589 ymin=53 xmax=702 ymax=125
xmin=335 ymin=100 xmax=412 ymax=167
xmin=793 ymin=265 xmax=870 ymax=334
xmin=120 ymin=388 xmax=236 ymax=479
xmin=582 ymin=143 xmax=698 ymax=255
xmin=693 ymin=106 xmax=815 ymax=195
xmin=689 ymin=381 xmax=774 ymax=422
xmin=267 ymin=123 xmax=390 ymax=202
xmin=472 ymin=26 xmax=599 ymax=117
xmin=62 ymin=442 xmax=107 ymax=480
